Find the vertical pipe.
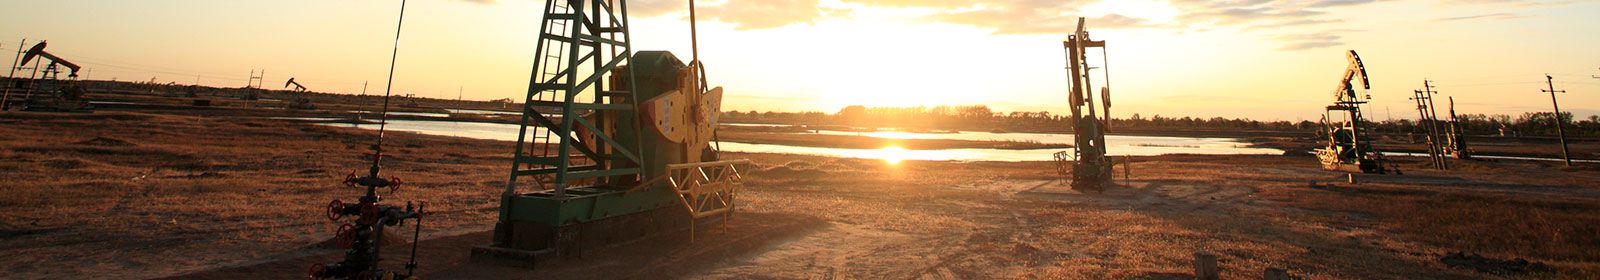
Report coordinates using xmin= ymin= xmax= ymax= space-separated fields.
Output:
xmin=374 ymin=0 xmax=410 ymax=177
xmin=689 ymin=0 xmax=699 ymax=63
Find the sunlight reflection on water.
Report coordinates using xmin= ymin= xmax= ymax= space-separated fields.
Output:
xmin=323 ymin=120 xmax=1285 ymax=162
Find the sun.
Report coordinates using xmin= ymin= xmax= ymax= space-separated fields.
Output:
xmin=878 ymin=146 xmax=909 ymax=165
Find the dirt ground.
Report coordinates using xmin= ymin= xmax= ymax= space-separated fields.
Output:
xmin=4 ymin=111 xmax=1600 ymax=279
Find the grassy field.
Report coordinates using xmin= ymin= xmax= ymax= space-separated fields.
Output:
xmin=3 ymin=109 xmax=1599 ymax=279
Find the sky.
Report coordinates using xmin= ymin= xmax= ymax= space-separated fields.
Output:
xmin=1 ymin=0 xmax=1597 ymax=121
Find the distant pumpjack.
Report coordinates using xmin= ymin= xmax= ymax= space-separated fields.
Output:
xmin=1315 ymin=50 xmax=1390 ymax=174
xmin=11 ymin=41 xmax=90 ymax=111
xmin=1446 ymin=96 xmax=1471 ymax=159
xmin=19 ymin=41 xmax=82 ymax=80
xmin=1055 ymin=17 xmax=1115 ymax=192
xmin=285 ymin=77 xmax=308 ymax=92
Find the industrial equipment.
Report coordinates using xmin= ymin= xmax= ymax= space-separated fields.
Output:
xmin=309 ymin=161 xmax=424 ymax=280
xmin=1057 ymin=17 xmax=1114 ymax=192
xmin=1446 ymin=96 xmax=1470 ymax=159
xmin=1315 ymin=50 xmax=1390 ymax=174
xmin=309 ymin=2 xmax=425 ymax=279
xmin=472 ymin=0 xmax=748 ymax=262
xmin=285 ymin=77 xmax=309 ymax=92
xmin=10 ymin=41 xmax=90 ymax=111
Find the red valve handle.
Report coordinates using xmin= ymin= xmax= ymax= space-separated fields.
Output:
xmin=326 ymin=200 xmax=345 ymax=221
xmin=343 ymin=172 xmax=359 ymax=187
xmin=307 ymin=263 xmax=326 ymax=279
xmin=388 ymin=176 xmax=404 ymax=193
xmin=334 ymin=223 xmax=358 ymax=249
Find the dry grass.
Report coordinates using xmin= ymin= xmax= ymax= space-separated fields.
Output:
xmin=0 ymin=111 xmax=510 ymax=279
xmin=4 ymin=109 xmax=1599 ymax=279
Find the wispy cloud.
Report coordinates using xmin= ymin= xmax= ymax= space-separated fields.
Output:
xmin=496 ymin=0 xmax=1562 ymax=50
xmin=698 ymin=0 xmax=824 ymax=30
xmin=1434 ymin=12 xmax=1522 ymax=21
xmin=1275 ymin=33 xmax=1345 ymax=50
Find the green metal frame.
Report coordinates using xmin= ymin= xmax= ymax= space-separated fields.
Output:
xmin=507 ymin=0 xmax=645 ymax=199
xmin=500 ymin=0 xmax=653 ymax=232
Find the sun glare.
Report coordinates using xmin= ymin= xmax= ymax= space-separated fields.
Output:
xmin=878 ymin=146 xmax=909 ymax=165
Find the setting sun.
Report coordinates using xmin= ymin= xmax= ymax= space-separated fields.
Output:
xmin=877 ymin=145 xmax=909 ymax=165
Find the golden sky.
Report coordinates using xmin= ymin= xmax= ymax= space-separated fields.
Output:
xmin=2 ymin=0 xmax=1597 ymax=121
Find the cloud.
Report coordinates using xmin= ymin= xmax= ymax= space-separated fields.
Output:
xmin=1276 ymin=33 xmax=1344 ymax=50
xmin=623 ymin=0 xmax=686 ymax=18
xmin=533 ymin=0 xmax=1556 ymax=51
xmin=931 ymin=10 xmax=1158 ymax=34
xmin=698 ymin=0 xmax=824 ymax=30
xmin=1434 ymin=12 xmax=1522 ymax=21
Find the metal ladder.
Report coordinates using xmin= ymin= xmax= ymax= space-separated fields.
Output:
xmin=508 ymin=0 xmax=643 ymax=197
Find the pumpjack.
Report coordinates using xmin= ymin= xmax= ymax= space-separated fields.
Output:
xmin=1055 ymin=17 xmax=1114 ymax=192
xmin=472 ymin=0 xmax=748 ymax=263
xmin=286 ymin=77 xmax=309 ymax=92
xmin=1315 ymin=50 xmax=1390 ymax=174
xmin=1445 ymin=97 xmax=1471 ymax=159
xmin=7 ymin=41 xmax=90 ymax=111
xmin=283 ymin=77 xmax=316 ymax=109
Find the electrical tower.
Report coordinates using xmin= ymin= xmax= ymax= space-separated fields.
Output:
xmin=247 ymin=69 xmax=265 ymax=89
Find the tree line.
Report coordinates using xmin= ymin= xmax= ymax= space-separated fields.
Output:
xmin=721 ymin=105 xmax=1600 ymax=137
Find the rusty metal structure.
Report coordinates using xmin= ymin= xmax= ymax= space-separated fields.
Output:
xmin=1410 ymin=82 xmax=1448 ymax=170
xmin=285 ymin=77 xmax=309 ymax=92
xmin=309 ymin=1 xmax=425 ymax=279
xmin=473 ymin=0 xmax=749 ymax=263
xmin=1445 ymin=96 xmax=1471 ymax=159
xmin=1058 ymin=17 xmax=1114 ymax=192
xmin=1315 ymin=50 xmax=1389 ymax=174
xmin=6 ymin=41 xmax=90 ymax=112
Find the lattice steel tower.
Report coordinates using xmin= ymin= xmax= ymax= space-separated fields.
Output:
xmin=506 ymin=0 xmax=644 ymax=198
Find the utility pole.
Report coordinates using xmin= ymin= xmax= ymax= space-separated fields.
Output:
xmin=1542 ymin=74 xmax=1571 ymax=166
xmin=2 ymin=38 xmax=24 ymax=111
xmin=1412 ymin=89 xmax=1444 ymax=169
xmin=361 ymin=81 xmax=368 ymax=95
xmin=1423 ymin=80 xmax=1447 ymax=169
